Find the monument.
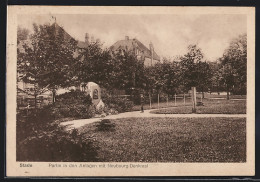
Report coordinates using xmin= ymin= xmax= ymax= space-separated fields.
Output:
xmin=80 ymin=82 xmax=105 ymax=109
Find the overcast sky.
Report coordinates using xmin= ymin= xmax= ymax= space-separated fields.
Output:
xmin=18 ymin=14 xmax=246 ymax=61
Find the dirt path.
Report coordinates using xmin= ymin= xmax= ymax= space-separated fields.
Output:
xmin=60 ymin=109 xmax=246 ymax=129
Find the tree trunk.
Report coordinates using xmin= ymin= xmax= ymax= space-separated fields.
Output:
xmin=202 ymin=87 xmax=204 ymax=98
xmin=217 ymin=83 xmax=220 ymax=95
xmin=191 ymin=87 xmax=196 ymax=113
xmin=157 ymin=93 xmax=159 ymax=109
xmin=149 ymin=92 xmax=152 ymax=109
xmin=183 ymin=93 xmax=186 ymax=106
xmin=167 ymin=94 xmax=169 ymax=106
xmin=33 ymin=83 xmax=37 ymax=109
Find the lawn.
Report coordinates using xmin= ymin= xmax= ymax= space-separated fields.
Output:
xmin=150 ymin=99 xmax=246 ymax=114
xmin=132 ymin=95 xmax=246 ymax=112
xmin=80 ymin=117 xmax=246 ymax=162
xmin=132 ymin=98 xmax=193 ymax=111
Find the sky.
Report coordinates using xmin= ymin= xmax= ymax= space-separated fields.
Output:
xmin=18 ymin=14 xmax=247 ymax=61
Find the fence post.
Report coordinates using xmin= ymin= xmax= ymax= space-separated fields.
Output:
xmin=158 ymin=93 xmax=159 ymax=109
xmin=167 ymin=96 xmax=168 ymax=106
xmin=174 ymin=94 xmax=177 ymax=106
xmin=149 ymin=92 xmax=152 ymax=109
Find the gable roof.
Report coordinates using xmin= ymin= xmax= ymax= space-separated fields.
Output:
xmin=110 ymin=38 xmax=160 ymax=61
xmin=51 ymin=23 xmax=88 ymax=49
xmin=18 ymin=23 xmax=89 ymax=52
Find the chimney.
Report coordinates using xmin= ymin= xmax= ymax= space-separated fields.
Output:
xmin=91 ymin=36 xmax=95 ymax=43
xmin=125 ymin=36 xmax=129 ymax=40
xmin=85 ymin=33 xmax=89 ymax=44
xmin=149 ymin=42 xmax=154 ymax=65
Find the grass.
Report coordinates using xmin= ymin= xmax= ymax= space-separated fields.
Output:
xmin=80 ymin=117 xmax=246 ymax=162
xmin=203 ymin=93 xmax=246 ymax=99
xmin=150 ymin=99 xmax=246 ymax=114
xmin=132 ymin=98 xmax=193 ymax=111
xmin=132 ymin=94 xmax=246 ymax=112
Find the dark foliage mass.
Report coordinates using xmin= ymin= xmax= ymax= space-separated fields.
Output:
xmin=16 ymin=90 xmax=101 ymax=162
xmin=54 ymin=90 xmax=95 ymax=119
xmin=102 ymin=95 xmax=134 ymax=113
xmin=96 ymin=119 xmax=115 ymax=132
xmin=17 ymin=107 xmax=99 ymax=162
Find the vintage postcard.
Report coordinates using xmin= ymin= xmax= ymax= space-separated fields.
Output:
xmin=6 ymin=6 xmax=255 ymax=176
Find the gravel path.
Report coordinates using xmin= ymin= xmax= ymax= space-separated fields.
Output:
xmin=60 ymin=109 xmax=246 ymax=129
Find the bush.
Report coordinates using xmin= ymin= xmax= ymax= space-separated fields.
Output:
xmin=130 ymin=89 xmax=141 ymax=105
xmin=95 ymin=105 xmax=109 ymax=115
xmin=96 ymin=119 xmax=115 ymax=132
xmin=52 ymin=90 xmax=95 ymax=119
xmin=103 ymin=96 xmax=134 ymax=113
xmin=17 ymin=108 xmax=99 ymax=162
xmin=17 ymin=127 xmax=99 ymax=162
xmin=56 ymin=90 xmax=92 ymax=105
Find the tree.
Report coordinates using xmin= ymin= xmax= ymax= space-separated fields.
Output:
xmin=209 ymin=61 xmax=225 ymax=94
xmin=75 ymin=41 xmax=108 ymax=87
xmin=17 ymin=23 xmax=78 ymax=105
xmin=179 ymin=44 xmax=204 ymax=92
xmin=220 ymin=34 xmax=247 ymax=99
xmin=76 ymin=43 xmax=146 ymax=97
xmin=108 ymin=50 xmax=145 ymax=93
xmin=197 ymin=60 xmax=212 ymax=98
xmin=151 ymin=59 xmax=181 ymax=96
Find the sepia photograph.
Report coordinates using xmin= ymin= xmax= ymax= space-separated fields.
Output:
xmin=6 ymin=6 xmax=255 ymax=176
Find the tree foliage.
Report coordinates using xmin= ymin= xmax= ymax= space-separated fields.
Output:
xmin=17 ymin=23 xmax=78 ymax=103
xmin=179 ymin=45 xmax=204 ymax=91
xmin=18 ymin=22 xmax=247 ymax=106
xmin=220 ymin=34 xmax=247 ymax=97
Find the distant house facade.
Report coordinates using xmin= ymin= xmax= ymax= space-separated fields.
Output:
xmin=17 ymin=75 xmax=53 ymax=109
xmin=110 ymin=36 xmax=160 ymax=66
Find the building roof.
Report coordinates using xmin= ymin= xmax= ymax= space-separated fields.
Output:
xmin=18 ymin=23 xmax=89 ymax=54
xmin=110 ymin=38 xmax=160 ymax=61
xmin=51 ymin=23 xmax=88 ymax=48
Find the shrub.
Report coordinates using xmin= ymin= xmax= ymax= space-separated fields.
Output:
xmin=96 ymin=119 xmax=115 ymax=132
xmin=85 ymin=105 xmax=96 ymax=118
xmin=103 ymin=96 xmax=134 ymax=113
xmin=52 ymin=90 xmax=94 ymax=119
xmin=95 ymin=105 xmax=109 ymax=115
xmin=17 ymin=127 xmax=99 ymax=162
xmin=17 ymin=108 xmax=99 ymax=162
xmin=131 ymin=89 xmax=141 ymax=105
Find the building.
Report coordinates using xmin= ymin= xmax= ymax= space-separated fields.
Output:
xmin=17 ymin=75 xmax=53 ymax=109
xmin=17 ymin=22 xmax=93 ymax=108
xmin=110 ymin=36 xmax=160 ymax=66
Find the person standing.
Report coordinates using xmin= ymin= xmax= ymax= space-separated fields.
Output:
xmin=140 ymin=94 xmax=144 ymax=113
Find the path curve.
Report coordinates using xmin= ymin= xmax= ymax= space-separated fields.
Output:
xmin=60 ymin=109 xmax=246 ymax=129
